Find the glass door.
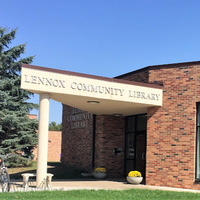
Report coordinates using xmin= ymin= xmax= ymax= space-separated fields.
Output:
xmin=125 ymin=114 xmax=147 ymax=184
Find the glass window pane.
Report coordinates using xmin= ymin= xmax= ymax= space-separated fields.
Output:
xmin=197 ymin=104 xmax=200 ymax=126
xmin=126 ymin=133 xmax=135 ymax=159
xmin=136 ymin=115 xmax=147 ymax=131
xmin=197 ymin=127 xmax=200 ymax=179
xmin=127 ymin=116 xmax=135 ymax=132
xmin=126 ymin=160 xmax=134 ymax=176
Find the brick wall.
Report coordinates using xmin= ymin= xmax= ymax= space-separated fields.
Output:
xmin=95 ymin=115 xmax=125 ymax=177
xmin=146 ymin=64 xmax=200 ymax=189
xmin=33 ymin=130 xmax=62 ymax=162
xmin=48 ymin=131 xmax=62 ymax=161
xmin=61 ymin=61 xmax=200 ymax=189
xmin=117 ymin=63 xmax=200 ymax=189
xmin=61 ymin=105 xmax=94 ymax=172
xmin=116 ymin=68 xmax=149 ymax=83
xmin=61 ymin=108 xmax=125 ymax=177
xmin=29 ymin=114 xmax=62 ymax=162
xmin=27 ymin=114 xmax=37 ymax=120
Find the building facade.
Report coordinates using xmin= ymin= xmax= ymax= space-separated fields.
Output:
xmin=21 ymin=63 xmax=163 ymax=186
xmin=62 ymin=61 xmax=200 ymax=189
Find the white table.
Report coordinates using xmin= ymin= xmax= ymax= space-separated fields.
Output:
xmin=21 ymin=173 xmax=54 ymax=189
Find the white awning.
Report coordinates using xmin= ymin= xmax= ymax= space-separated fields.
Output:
xmin=21 ymin=64 xmax=163 ymax=116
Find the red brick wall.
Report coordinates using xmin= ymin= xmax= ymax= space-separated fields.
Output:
xmin=48 ymin=131 xmax=62 ymax=161
xmin=61 ymin=108 xmax=125 ymax=177
xmin=27 ymin=114 xmax=37 ymax=120
xmin=146 ymin=64 xmax=200 ymax=189
xmin=61 ymin=62 xmax=200 ymax=189
xmin=29 ymin=114 xmax=62 ymax=162
xmin=33 ymin=130 xmax=62 ymax=162
xmin=117 ymin=63 xmax=200 ymax=189
xmin=116 ymin=68 xmax=149 ymax=83
xmin=61 ymin=105 xmax=94 ymax=171
xmin=95 ymin=115 xmax=125 ymax=177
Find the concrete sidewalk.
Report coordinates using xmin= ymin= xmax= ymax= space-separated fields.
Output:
xmin=2 ymin=179 xmax=200 ymax=193
xmin=51 ymin=179 xmax=200 ymax=193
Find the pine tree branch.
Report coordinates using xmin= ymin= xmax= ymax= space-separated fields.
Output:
xmin=0 ymin=27 xmax=17 ymax=52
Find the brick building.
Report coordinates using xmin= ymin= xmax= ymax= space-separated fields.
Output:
xmin=28 ymin=115 xmax=62 ymax=162
xmin=21 ymin=62 xmax=200 ymax=189
xmin=61 ymin=61 xmax=200 ymax=189
xmin=33 ymin=130 xmax=62 ymax=162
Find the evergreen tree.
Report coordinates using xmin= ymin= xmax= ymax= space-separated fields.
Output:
xmin=0 ymin=27 xmax=38 ymax=167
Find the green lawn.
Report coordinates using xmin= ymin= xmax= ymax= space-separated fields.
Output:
xmin=0 ymin=189 xmax=200 ymax=200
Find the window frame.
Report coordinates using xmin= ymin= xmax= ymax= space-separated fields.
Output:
xmin=195 ymin=103 xmax=200 ymax=182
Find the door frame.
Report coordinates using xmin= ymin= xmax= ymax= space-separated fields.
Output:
xmin=124 ymin=114 xmax=147 ymax=184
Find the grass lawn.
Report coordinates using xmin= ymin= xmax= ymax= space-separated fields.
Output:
xmin=0 ymin=189 xmax=200 ymax=200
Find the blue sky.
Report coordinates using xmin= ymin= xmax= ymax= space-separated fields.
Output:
xmin=1 ymin=0 xmax=200 ymax=123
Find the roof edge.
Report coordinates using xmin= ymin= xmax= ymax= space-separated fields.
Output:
xmin=22 ymin=64 xmax=162 ymax=89
xmin=116 ymin=60 xmax=200 ymax=78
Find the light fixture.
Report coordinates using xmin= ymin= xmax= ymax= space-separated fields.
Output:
xmin=87 ymin=101 xmax=100 ymax=104
xmin=113 ymin=113 xmax=123 ymax=117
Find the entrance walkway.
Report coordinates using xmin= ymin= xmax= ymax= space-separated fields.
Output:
xmin=1 ymin=179 xmax=200 ymax=193
xmin=51 ymin=179 xmax=200 ymax=193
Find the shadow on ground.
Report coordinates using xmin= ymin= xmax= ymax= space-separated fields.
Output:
xmin=9 ymin=162 xmax=87 ymax=180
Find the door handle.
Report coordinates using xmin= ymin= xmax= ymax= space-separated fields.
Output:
xmin=142 ymin=153 xmax=146 ymax=160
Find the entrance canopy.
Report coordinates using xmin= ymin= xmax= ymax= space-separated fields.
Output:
xmin=21 ymin=64 xmax=163 ymax=116
xmin=20 ymin=63 xmax=163 ymax=187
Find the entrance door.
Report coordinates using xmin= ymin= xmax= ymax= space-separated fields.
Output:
xmin=125 ymin=114 xmax=147 ymax=184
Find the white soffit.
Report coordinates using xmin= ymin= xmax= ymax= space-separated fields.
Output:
xmin=21 ymin=64 xmax=163 ymax=116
